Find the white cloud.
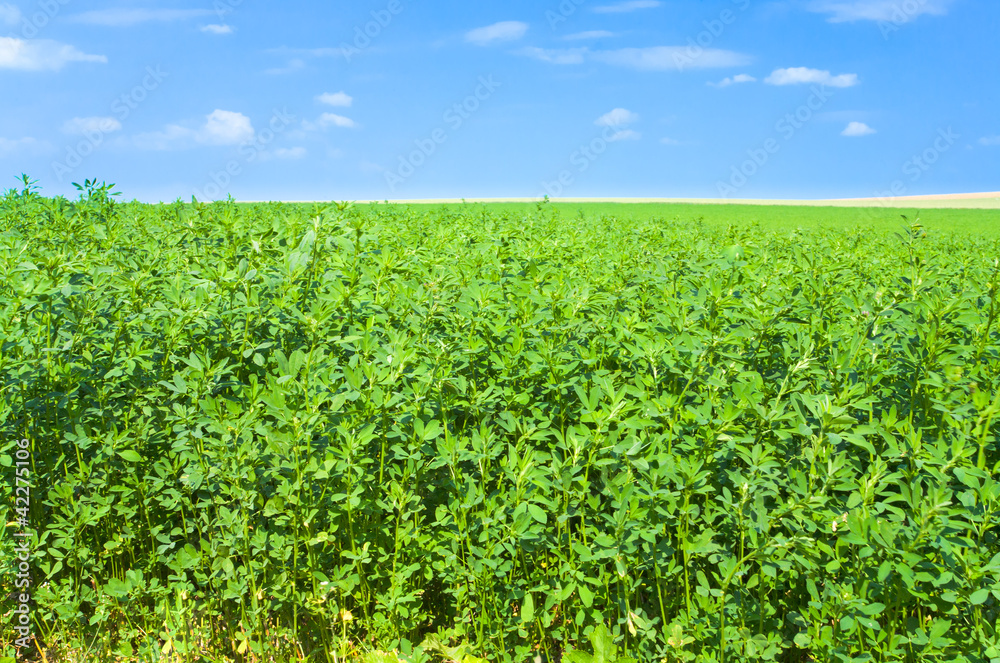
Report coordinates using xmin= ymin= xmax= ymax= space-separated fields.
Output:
xmin=842 ymin=121 xmax=876 ymax=136
xmin=596 ymin=109 xmax=640 ymax=140
xmin=563 ymin=30 xmax=617 ymax=40
xmin=317 ymin=91 xmax=353 ymax=107
xmin=266 ymin=46 xmax=344 ymax=58
xmin=709 ymin=73 xmax=757 ymax=87
xmin=201 ymin=110 xmax=255 ymax=145
xmin=596 ymin=108 xmax=639 ymax=128
xmin=0 ymin=136 xmax=40 ymax=156
xmin=303 ymin=113 xmax=358 ymax=131
xmin=764 ymin=67 xmax=858 ymax=87
xmin=518 ymin=45 xmax=749 ymax=70
xmin=132 ymin=125 xmax=192 ymax=151
xmin=807 ymin=0 xmax=954 ymax=22
xmin=264 ymin=59 xmax=305 ymax=75
xmin=517 ymin=46 xmax=588 ymax=65
xmin=69 ymin=8 xmax=214 ymax=26
xmin=274 ymin=147 xmax=307 ymax=159
xmin=0 ymin=3 xmax=21 ymax=26
xmin=593 ymin=0 xmax=661 ymax=13
xmin=0 ymin=37 xmax=107 ymax=71
xmin=318 ymin=113 xmax=357 ymax=129
xmin=62 ymin=116 xmax=122 ymax=135
xmin=263 ymin=47 xmax=345 ymax=74
xmin=133 ymin=110 xmax=255 ymax=150
xmin=607 ymin=129 xmax=641 ymax=141
xmin=592 ymin=46 xmax=751 ymax=71
xmin=201 ymin=24 xmax=234 ymax=35
xmin=980 ymin=136 xmax=1000 ymax=146
xmin=465 ymin=21 xmax=529 ymax=46
xmin=661 ymin=137 xmax=681 ymax=145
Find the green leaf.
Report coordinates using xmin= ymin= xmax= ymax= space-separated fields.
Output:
xmin=118 ymin=450 xmax=142 ymax=463
xmin=860 ymin=602 xmax=886 ymax=616
xmin=857 ymin=616 xmax=880 ymax=631
xmin=104 ymin=577 xmax=131 ymax=599
xmin=527 ymin=503 xmax=547 ymax=524
xmin=521 ymin=592 xmax=534 ymax=623
xmin=970 ymin=589 xmax=990 ymax=606
xmin=578 ymin=583 xmax=595 ymax=608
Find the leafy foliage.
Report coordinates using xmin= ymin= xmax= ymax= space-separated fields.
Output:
xmin=1 ymin=185 xmax=999 ymax=662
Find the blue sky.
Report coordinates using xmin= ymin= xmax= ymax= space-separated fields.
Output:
xmin=0 ymin=0 xmax=997 ymax=201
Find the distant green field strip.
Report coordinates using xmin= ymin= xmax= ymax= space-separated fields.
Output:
xmin=360 ymin=202 xmax=1000 ymax=236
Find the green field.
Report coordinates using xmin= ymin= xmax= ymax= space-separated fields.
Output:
xmin=2 ymin=181 xmax=1000 ymax=662
xmin=381 ymin=201 xmax=1000 ymax=236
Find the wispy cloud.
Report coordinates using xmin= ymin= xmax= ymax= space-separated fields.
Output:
xmin=517 ymin=46 xmax=588 ymax=65
xmin=519 ymin=45 xmax=749 ymax=70
xmin=131 ymin=126 xmax=191 ymax=151
xmin=264 ymin=59 xmax=305 ymax=75
xmin=980 ymin=136 xmax=1000 ymax=146
xmin=201 ymin=24 xmax=234 ymax=35
xmin=132 ymin=110 xmax=255 ymax=150
xmin=264 ymin=47 xmax=344 ymax=75
xmin=266 ymin=46 xmax=344 ymax=58
xmin=596 ymin=108 xmax=639 ymax=128
xmin=303 ymin=113 xmax=358 ymax=131
xmin=592 ymin=46 xmax=751 ymax=71
xmin=764 ymin=67 xmax=858 ymax=87
xmin=0 ymin=136 xmax=43 ymax=156
xmin=0 ymin=3 xmax=21 ymax=26
xmin=264 ymin=46 xmax=344 ymax=58
xmin=563 ymin=30 xmax=617 ymax=40
xmin=607 ymin=129 xmax=640 ymax=141
xmin=593 ymin=0 xmax=661 ymax=13
xmin=274 ymin=147 xmax=307 ymax=159
xmin=807 ymin=0 xmax=955 ymax=22
xmin=0 ymin=37 xmax=107 ymax=71
xmin=596 ymin=108 xmax=641 ymax=141
xmin=842 ymin=121 xmax=876 ymax=136
xmin=465 ymin=21 xmax=529 ymax=46
xmin=63 ymin=117 xmax=122 ymax=135
xmin=317 ymin=113 xmax=357 ymax=129
xmin=317 ymin=91 xmax=353 ymax=107
xmin=709 ymin=73 xmax=757 ymax=88
xmin=69 ymin=8 xmax=214 ymax=27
